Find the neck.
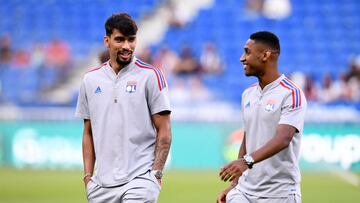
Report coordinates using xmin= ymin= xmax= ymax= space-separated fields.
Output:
xmin=109 ymin=59 xmax=126 ymax=74
xmin=258 ymin=64 xmax=280 ymax=89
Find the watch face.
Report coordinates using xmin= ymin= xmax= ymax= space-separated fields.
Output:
xmin=243 ymin=155 xmax=254 ymax=169
xmin=244 ymin=155 xmax=254 ymax=163
xmin=154 ymin=170 xmax=163 ymax=179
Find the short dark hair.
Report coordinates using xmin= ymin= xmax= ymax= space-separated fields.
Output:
xmin=250 ymin=31 xmax=280 ymax=54
xmin=105 ymin=13 xmax=138 ymax=36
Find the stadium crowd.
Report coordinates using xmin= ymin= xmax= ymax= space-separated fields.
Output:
xmin=0 ymin=33 xmax=359 ymax=105
xmin=0 ymin=34 xmax=73 ymax=95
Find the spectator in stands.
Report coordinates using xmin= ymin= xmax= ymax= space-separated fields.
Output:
xmin=45 ymin=38 xmax=70 ymax=68
xmin=11 ymin=49 xmax=31 ymax=69
xmin=200 ymin=42 xmax=223 ymax=75
xmin=245 ymin=0 xmax=264 ymax=18
xmin=165 ymin=0 xmax=187 ymax=28
xmin=345 ymin=56 xmax=360 ymax=82
xmin=245 ymin=0 xmax=292 ymax=20
xmin=335 ymin=73 xmax=353 ymax=101
xmin=0 ymin=34 xmax=12 ymax=99
xmin=348 ymin=76 xmax=360 ymax=102
xmin=153 ymin=45 xmax=179 ymax=78
xmin=99 ymin=50 xmax=110 ymax=64
xmin=173 ymin=45 xmax=200 ymax=76
xmin=45 ymin=38 xmax=72 ymax=82
xmin=319 ymin=73 xmax=339 ymax=103
xmin=30 ymin=43 xmax=45 ymax=69
xmin=33 ymin=38 xmax=72 ymax=91
xmin=303 ymin=75 xmax=318 ymax=102
xmin=137 ymin=46 xmax=153 ymax=64
xmin=0 ymin=34 xmax=12 ymax=65
xmin=289 ymin=71 xmax=306 ymax=90
xmin=262 ymin=0 xmax=292 ymax=20
xmin=344 ymin=57 xmax=360 ymax=102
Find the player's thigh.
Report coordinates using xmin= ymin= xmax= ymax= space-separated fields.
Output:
xmin=122 ymin=171 xmax=161 ymax=203
xmin=86 ymin=181 xmax=119 ymax=203
xmin=226 ymin=188 xmax=252 ymax=203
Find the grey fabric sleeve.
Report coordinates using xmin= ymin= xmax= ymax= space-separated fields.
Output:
xmin=278 ymin=92 xmax=306 ymax=133
xmin=75 ymin=79 xmax=90 ymax=119
xmin=146 ymin=72 xmax=171 ymax=115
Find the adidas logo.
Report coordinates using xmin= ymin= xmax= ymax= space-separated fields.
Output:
xmin=95 ymin=86 xmax=102 ymax=94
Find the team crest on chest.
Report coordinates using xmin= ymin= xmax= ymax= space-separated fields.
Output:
xmin=265 ymin=99 xmax=276 ymax=112
xmin=126 ymin=81 xmax=137 ymax=93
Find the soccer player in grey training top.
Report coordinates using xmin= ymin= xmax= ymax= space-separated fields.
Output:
xmin=217 ymin=31 xmax=307 ymax=203
xmin=75 ymin=13 xmax=172 ymax=203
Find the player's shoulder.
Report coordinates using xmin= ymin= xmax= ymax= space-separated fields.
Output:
xmin=134 ymin=58 xmax=162 ymax=75
xmin=83 ymin=62 xmax=107 ymax=79
xmin=279 ymin=76 xmax=306 ymax=108
xmin=134 ymin=58 xmax=167 ymax=89
xmin=278 ymin=76 xmax=304 ymax=94
xmin=242 ymin=83 xmax=258 ymax=96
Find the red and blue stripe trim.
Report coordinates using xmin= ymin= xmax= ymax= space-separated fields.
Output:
xmin=280 ymin=78 xmax=302 ymax=109
xmin=246 ymin=83 xmax=257 ymax=90
xmin=87 ymin=63 xmax=106 ymax=73
xmin=135 ymin=59 xmax=167 ymax=91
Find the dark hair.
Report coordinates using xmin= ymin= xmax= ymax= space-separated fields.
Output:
xmin=250 ymin=31 xmax=280 ymax=54
xmin=105 ymin=13 xmax=138 ymax=36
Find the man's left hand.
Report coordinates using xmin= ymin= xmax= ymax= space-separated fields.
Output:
xmin=219 ymin=159 xmax=248 ymax=182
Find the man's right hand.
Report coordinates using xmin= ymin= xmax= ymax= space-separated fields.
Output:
xmin=83 ymin=176 xmax=91 ymax=188
xmin=216 ymin=186 xmax=233 ymax=203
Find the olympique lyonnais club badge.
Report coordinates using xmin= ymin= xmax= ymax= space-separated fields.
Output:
xmin=265 ymin=99 xmax=276 ymax=112
xmin=126 ymin=81 xmax=137 ymax=93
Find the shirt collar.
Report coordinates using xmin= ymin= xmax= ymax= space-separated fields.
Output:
xmin=257 ymin=74 xmax=285 ymax=93
xmin=104 ymin=56 xmax=136 ymax=79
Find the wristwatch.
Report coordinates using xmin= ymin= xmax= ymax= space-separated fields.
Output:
xmin=152 ymin=170 xmax=163 ymax=179
xmin=242 ymin=154 xmax=254 ymax=169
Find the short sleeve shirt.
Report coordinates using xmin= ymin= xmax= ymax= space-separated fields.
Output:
xmin=75 ymin=57 xmax=171 ymax=187
xmin=237 ymin=74 xmax=307 ymax=197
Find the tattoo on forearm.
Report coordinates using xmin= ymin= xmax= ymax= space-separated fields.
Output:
xmin=153 ymin=136 xmax=171 ymax=170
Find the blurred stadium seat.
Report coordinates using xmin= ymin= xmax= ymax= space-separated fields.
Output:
xmin=0 ymin=0 xmax=160 ymax=105
xmin=0 ymin=0 xmax=359 ymax=105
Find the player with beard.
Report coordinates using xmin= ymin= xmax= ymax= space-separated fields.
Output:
xmin=75 ymin=13 xmax=172 ymax=203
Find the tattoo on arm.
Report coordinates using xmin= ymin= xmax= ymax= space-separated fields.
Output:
xmin=153 ymin=135 xmax=171 ymax=170
xmin=151 ymin=113 xmax=172 ymax=171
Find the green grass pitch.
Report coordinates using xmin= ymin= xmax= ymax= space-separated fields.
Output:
xmin=0 ymin=168 xmax=359 ymax=203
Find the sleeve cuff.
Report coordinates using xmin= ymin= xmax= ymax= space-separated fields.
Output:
xmin=75 ymin=112 xmax=90 ymax=119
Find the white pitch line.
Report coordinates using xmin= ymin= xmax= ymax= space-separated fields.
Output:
xmin=330 ymin=170 xmax=360 ymax=187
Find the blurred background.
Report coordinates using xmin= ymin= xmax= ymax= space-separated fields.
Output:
xmin=0 ymin=0 xmax=359 ymax=202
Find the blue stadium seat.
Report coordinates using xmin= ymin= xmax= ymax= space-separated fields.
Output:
xmin=153 ymin=0 xmax=360 ymax=102
xmin=0 ymin=0 xmax=359 ymax=104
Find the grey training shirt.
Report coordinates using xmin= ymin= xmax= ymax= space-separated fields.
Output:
xmin=237 ymin=74 xmax=307 ymax=197
xmin=75 ymin=57 xmax=171 ymax=187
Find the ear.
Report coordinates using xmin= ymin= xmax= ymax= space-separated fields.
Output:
xmin=104 ymin=36 xmax=110 ymax=48
xmin=262 ymin=50 xmax=271 ymax=62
